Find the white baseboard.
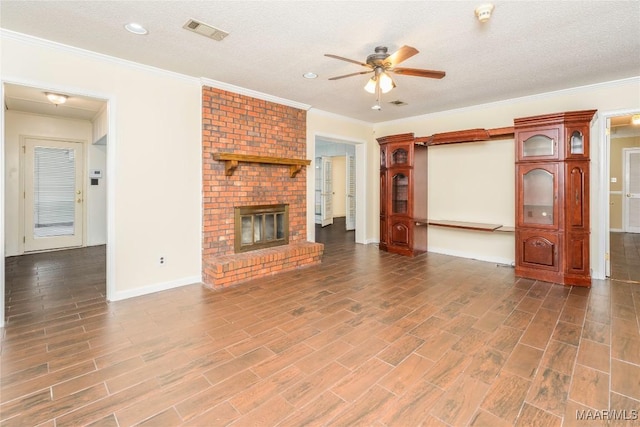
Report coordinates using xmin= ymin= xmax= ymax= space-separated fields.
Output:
xmin=428 ymin=246 xmax=515 ymax=266
xmin=110 ymin=275 xmax=202 ymax=301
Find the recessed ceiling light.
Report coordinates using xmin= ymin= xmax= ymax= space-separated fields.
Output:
xmin=303 ymin=72 xmax=318 ymax=79
xmin=124 ymin=22 xmax=148 ymax=35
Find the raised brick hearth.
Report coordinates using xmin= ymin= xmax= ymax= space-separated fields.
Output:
xmin=202 ymin=86 xmax=323 ymax=288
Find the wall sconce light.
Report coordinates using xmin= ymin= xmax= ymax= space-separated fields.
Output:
xmin=46 ymin=93 xmax=68 ymax=105
xmin=632 ymin=114 xmax=640 ymax=125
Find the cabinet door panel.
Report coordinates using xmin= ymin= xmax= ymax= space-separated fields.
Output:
xmin=517 ymin=127 xmax=560 ymax=161
xmin=565 ymin=232 xmax=589 ymax=275
xmin=566 ymin=125 xmax=590 ymax=159
xmin=566 ymin=161 xmax=589 ymax=231
xmin=518 ymin=231 xmax=559 ymax=271
xmin=517 ymin=163 xmax=560 ymax=229
xmin=389 ymin=142 xmax=412 ymax=166
xmin=390 ymin=219 xmax=411 ymax=248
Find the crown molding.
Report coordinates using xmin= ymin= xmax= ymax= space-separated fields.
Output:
xmin=201 ymin=78 xmax=311 ymax=111
xmin=377 ymin=76 xmax=640 ymax=128
xmin=1 ymin=29 xmax=200 ymax=84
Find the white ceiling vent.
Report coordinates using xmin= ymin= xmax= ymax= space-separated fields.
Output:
xmin=183 ymin=19 xmax=229 ymax=41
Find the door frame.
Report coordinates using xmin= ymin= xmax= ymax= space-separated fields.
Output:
xmin=1 ymin=78 xmax=115 ymax=328
xmin=21 ymin=136 xmax=86 ymax=252
xmin=622 ymin=147 xmax=640 ymax=233
xmin=595 ymin=108 xmax=640 ymax=280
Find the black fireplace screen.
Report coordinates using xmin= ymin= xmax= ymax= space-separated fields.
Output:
xmin=234 ymin=204 xmax=289 ymax=253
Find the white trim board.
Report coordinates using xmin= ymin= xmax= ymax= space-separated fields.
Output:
xmin=428 ymin=246 xmax=515 ymax=267
xmin=111 ymin=276 xmax=202 ymax=301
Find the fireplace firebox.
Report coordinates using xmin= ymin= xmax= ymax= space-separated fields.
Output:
xmin=234 ymin=204 xmax=289 ymax=253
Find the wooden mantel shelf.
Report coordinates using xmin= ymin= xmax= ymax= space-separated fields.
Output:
xmin=212 ymin=153 xmax=311 ymax=177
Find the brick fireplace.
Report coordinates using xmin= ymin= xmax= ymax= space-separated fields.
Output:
xmin=202 ymin=86 xmax=324 ymax=288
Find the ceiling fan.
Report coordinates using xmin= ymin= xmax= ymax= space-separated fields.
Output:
xmin=325 ymin=45 xmax=445 ymax=107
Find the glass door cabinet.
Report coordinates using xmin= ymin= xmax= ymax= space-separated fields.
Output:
xmin=514 ymin=110 xmax=596 ymax=286
xmin=378 ymin=134 xmax=427 ymax=256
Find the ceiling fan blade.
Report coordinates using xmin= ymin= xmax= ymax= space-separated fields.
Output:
xmin=392 ymin=67 xmax=446 ymax=79
xmin=384 ymin=45 xmax=419 ymax=68
xmin=324 ymin=54 xmax=370 ymax=68
xmin=328 ymin=70 xmax=373 ymax=81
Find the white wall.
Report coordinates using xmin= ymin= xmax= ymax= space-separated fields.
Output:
xmin=1 ymin=31 xmax=202 ymax=300
xmin=374 ymin=78 xmax=640 ymax=270
xmin=4 ymin=111 xmax=107 ymax=255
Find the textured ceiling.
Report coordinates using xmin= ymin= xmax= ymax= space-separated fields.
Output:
xmin=1 ymin=1 xmax=639 ymax=123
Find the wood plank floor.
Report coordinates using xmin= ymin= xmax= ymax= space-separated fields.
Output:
xmin=2 ymin=223 xmax=640 ymax=426
xmin=611 ymin=232 xmax=640 ymax=283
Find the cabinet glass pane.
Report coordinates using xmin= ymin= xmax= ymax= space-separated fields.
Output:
xmin=523 ymin=169 xmax=554 ymax=225
xmin=523 ymin=134 xmax=554 ymax=157
xmin=380 ymin=149 xmax=386 ymax=167
xmin=570 ymin=131 xmax=584 ymax=155
xmin=392 ymin=173 xmax=408 ymax=214
xmin=392 ymin=149 xmax=408 ymax=165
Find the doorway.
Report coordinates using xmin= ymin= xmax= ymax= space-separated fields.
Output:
xmin=604 ymin=113 xmax=640 ymax=282
xmin=314 ymin=139 xmax=357 ymax=244
xmin=23 ymin=137 xmax=85 ymax=252
xmin=2 ymin=82 xmax=109 ymax=326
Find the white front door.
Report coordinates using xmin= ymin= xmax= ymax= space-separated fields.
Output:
xmin=321 ymin=156 xmax=333 ymax=227
xmin=346 ymin=154 xmax=356 ymax=231
xmin=23 ymin=138 xmax=84 ymax=252
xmin=623 ymin=148 xmax=640 ymax=233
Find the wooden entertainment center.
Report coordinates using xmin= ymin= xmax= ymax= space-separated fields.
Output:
xmin=377 ymin=109 xmax=596 ymax=287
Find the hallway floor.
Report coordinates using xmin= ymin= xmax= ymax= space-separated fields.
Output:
xmin=2 ymin=231 xmax=639 ymax=426
xmin=611 ymin=232 xmax=640 ymax=283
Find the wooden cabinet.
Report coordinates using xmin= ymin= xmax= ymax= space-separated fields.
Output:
xmin=378 ymin=133 xmax=427 ymax=256
xmin=514 ymin=110 xmax=596 ymax=286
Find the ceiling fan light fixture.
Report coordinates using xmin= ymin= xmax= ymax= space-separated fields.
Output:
xmin=378 ymin=72 xmax=396 ymax=94
xmin=371 ymin=104 xmax=381 ymax=111
xmin=364 ymin=77 xmax=377 ymax=94
xmin=45 ymin=92 xmax=68 ymax=105
xmin=475 ymin=3 xmax=494 ymax=22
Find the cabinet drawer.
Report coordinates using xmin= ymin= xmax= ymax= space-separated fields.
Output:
xmin=517 ymin=230 xmax=560 ymax=271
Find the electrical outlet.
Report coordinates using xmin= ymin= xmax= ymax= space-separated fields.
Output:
xmin=159 ymin=256 xmax=165 ymax=265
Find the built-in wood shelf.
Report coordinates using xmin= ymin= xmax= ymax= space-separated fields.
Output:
xmin=428 ymin=219 xmax=515 ymax=233
xmin=212 ymin=153 xmax=311 ymax=177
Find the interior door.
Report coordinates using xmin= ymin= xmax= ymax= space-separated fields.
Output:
xmin=24 ymin=138 xmax=84 ymax=252
xmin=346 ymin=154 xmax=356 ymax=231
xmin=623 ymin=148 xmax=640 ymax=233
xmin=314 ymin=157 xmax=322 ymax=224
xmin=321 ymin=156 xmax=333 ymax=227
